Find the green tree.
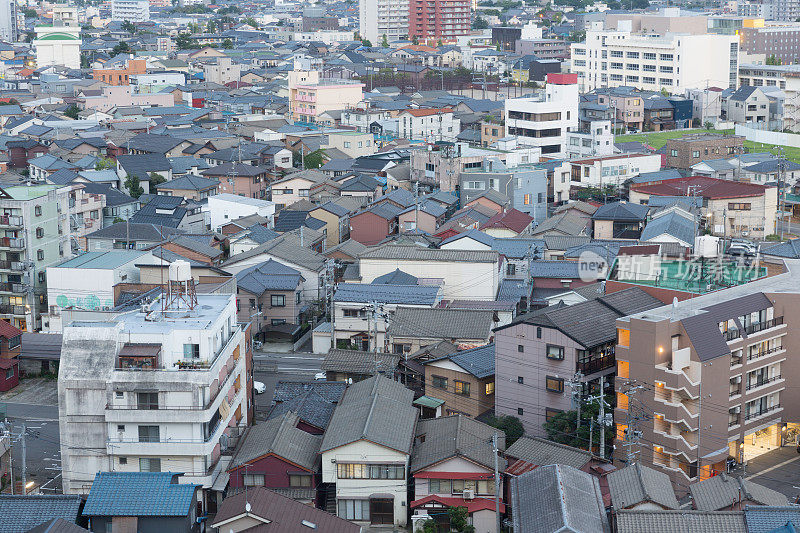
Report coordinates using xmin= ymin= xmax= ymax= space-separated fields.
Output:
xmin=487 ymin=415 xmax=524 ymax=446
xmin=187 ymin=22 xmax=201 ymax=33
xmin=222 ymin=38 xmax=233 ymax=49
xmin=112 ymin=41 xmax=130 ymax=56
xmin=121 ymin=20 xmax=137 ymax=34
xmin=472 ymin=17 xmax=489 ymax=29
xmin=381 ymin=34 xmax=389 ymax=47
xmin=175 ymin=33 xmax=196 ymax=50
xmin=243 ymin=17 xmax=259 ymax=28
xmin=149 ymin=172 xmax=167 ymax=187
xmin=95 ymin=156 xmax=115 ymax=170
xmin=217 ymin=6 xmax=241 ymax=14
xmin=361 ymin=39 xmax=372 ymax=47
xmin=767 ymin=54 xmax=781 ymax=65
xmin=23 ymin=7 xmax=36 ymax=18
xmin=412 ymin=35 xmax=419 ymax=45
xmin=206 ymin=20 xmax=216 ymax=33
xmin=660 ymin=87 xmax=671 ymax=96
xmin=124 ymin=175 xmax=144 ymax=199
xmin=303 ymin=149 xmax=326 ymax=169
xmin=421 ymin=519 xmax=437 ymax=533
xmin=63 ymin=104 xmax=80 ymax=120
xmin=437 ymin=38 xmax=443 ymax=47
xmin=542 ymin=397 xmax=614 ymax=456
xmin=448 ymin=506 xmax=475 ymax=533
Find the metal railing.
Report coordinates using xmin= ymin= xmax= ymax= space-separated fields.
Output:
xmin=745 ymin=316 xmax=784 ymax=335
xmin=744 ymin=403 xmax=781 ymax=421
xmin=746 ymin=374 xmax=782 ymax=391
xmin=0 ymin=215 xmax=23 ymax=227
xmin=577 ymin=355 xmax=616 ymax=375
xmin=747 ymin=345 xmax=783 ymax=361
xmin=0 ymin=237 xmax=24 ymax=249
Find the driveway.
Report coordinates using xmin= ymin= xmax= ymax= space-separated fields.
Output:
xmin=731 ymin=446 xmax=800 ymax=500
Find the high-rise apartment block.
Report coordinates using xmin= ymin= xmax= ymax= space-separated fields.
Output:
xmin=408 ymin=0 xmax=471 ymax=41
xmin=359 ymin=0 xmax=409 ymax=44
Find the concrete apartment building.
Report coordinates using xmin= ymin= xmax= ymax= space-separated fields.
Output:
xmin=615 ymin=265 xmax=800 ymax=488
xmin=359 ymin=0 xmax=409 ymax=44
xmin=0 ymin=184 xmax=74 ymax=332
xmin=111 ymin=0 xmax=150 ymax=22
xmin=288 ymin=70 xmax=364 ymax=124
xmin=663 ymin=133 xmax=746 ymax=170
xmin=58 ymin=289 xmax=251 ymax=508
xmin=569 ymin=153 xmax=663 ymax=190
xmin=408 ymin=0 xmax=471 ymax=41
xmin=571 ymin=24 xmax=739 ymax=94
xmin=738 ymin=63 xmax=800 ymax=132
xmin=740 ymin=23 xmax=800 ymax=65
xmin=33 ymin=6 xmax=81 ymax=70
xmin=505 ymin=73 xmax=579 ymax=156
xmin=494 ymin=287 xmax=663 ymax=437
xmin=202 ymin=57 xmax=242 ymax=86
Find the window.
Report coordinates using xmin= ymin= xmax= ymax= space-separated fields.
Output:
xmin=643 ymin=52 xmax=656 ymax=60
xmin=343 ymin=308 xmax=364 ymax=318
xmin=545 ymin=408 xmax=563 ymax=421
xmin=546 ymin=376 xmax=565 ymax=393
xmin=660 ymin=53 xmax=673 ymax=61
xmin=485 ymin=382 xmax=495 ymax=395
xmin=115 ymin=391 xmax=124 ymax=398
xmin=454 ymin=380 xmax=470 ymax=396
xmin=137 ymin=392 xmax=158 ymax=410
xmin=35 ymin=205 xmax=42 ymax=216
xmin=5 ymin=368 xmax=13 ymax=380
xmin=728 ymin=202 xmax=752 ymax=211
xmin=432 ymin=375 xmax=448 ymax=389
xmin=296 ymin=292 xmax=301 ymax=304
xmin=337 ymin=463 xmax=404 ymax=479
xmin=271 ymin=319 xmax=286 ymax=326
xmin=517 ymin=376 xmax=524 ymax=384
xmin=507 ymin=263 xmax=516 ymax=276
xmin=117 ymin=424 xmax=125 ymax=432
xmin=517 ymin=344 xmax=524 ymax=353
xmin=536 ymin=327 xmax=542 ymax=339
xmin=289 ymin=474 xmax=312 ymax=487
xmin=425 ymin=163 xmax=435 ymax=172
xmin=119 ymin=457 xmax=127 ymax=465
xmin=517 ymin=407 xmax=524 ymax=416
xmin=139 ymin=458 xmax=161 ymax=472
xmin=138 ymin=425 xmax=160 ymax=443
xmin=692 ymin=150 xmax=700 ymax=158
xmin=36 ymin=227 xmax=43 ymax=238
xmin=271 ymin=295 xmax=286 ymax=307
xmin=338 ymin=500 xmax=370 ymax=521
xmin=37 ymin=250 xmax=44 ymax=261
xmin=183 ymin=343 xmax=199 ymax=359
xmin=546 ymin=344 xmax=565 ymax=360
xmin=243 ymin=473 xmax=265 ymax=486
xmin=610 ymin=50 xmax=623 ymax=58
xmin=626 ymin=51 xmax=639 ymax=58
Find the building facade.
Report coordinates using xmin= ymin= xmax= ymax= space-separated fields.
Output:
xmin=111 ymin=0 xmax=150 ymax=22
xmin=408 ymin=0 xmax=471 ymax=41
xmin=359 ymin=0 xmax=409 ymax=44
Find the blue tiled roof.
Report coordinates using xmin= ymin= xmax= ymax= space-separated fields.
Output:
xmin=373 ymin=268 xmax=419 ymax=285
xmin=592 ymin=201 xmax=649 ymax=221
xmin=83 ymin=472 xmax=198 ymax=517
xmin=640 ymin=211 xmax=696 ymax=246
xmin=0 ymin=495 xmax=82 ymax=533
xmin=762 ymin=238 xmax=800 ymax=259
xmin=333 ymin=282 xmax=440 ymax=305
xmin=431 ymin=343 xmax=495 ymax=378
xmin=440 ymin=228 xmax=496 ymax=248
xmin=745 ymin=506 xmax=800 ymax=533
xmin=498 ymin=279 xmax=530 ymax=301
xmin=530 ymin=260 xmax=580 ymax=278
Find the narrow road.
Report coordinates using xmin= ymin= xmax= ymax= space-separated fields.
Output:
xmin=252 ymin=351 xmax=326 ymax=419
xmin=3 ymin=402 xmax=62 ymax=493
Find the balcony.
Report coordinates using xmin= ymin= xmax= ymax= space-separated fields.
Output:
xmin=295 ymin=94 xmax=316 ymax=103
xmin=726 ymin=316 xmax=784 ymax=342
xmin=747 ymin=344 xmax=784 ymax=362
xmin=744 ymin=403 xmax=781 ymax=422
xmin=577 ymin=355 xmax=616 ymax=375
xmin=0 ymin=304 xmax=26 ymax=316
xmin=729 ymin=383 xmax=741 ymax=398
xmin=0 ymin=216 xmax=23 ymax=228
xmin=728 ymin=414 xmax=741 ymax=429
xmin=745 ymin=374 xmax=782 ymax=392
xmin=0 ymin=282 xmax=24 ymax=294
xmin=0 ymin=237 xmax=24 ymax=250
xmin=654 ymin=362 xmax=700 ymax=398
xmin=0 ymin=261 xmax=23 ymax=271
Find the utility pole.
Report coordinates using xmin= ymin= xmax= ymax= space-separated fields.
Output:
xmin=588 ymin=417 xmax=594 ymax=455
xmin=598 ymin=376 xmax=605 ymax=459
xmin=567 ymin=371 xmax=584 ymax=430
xmin=413 ymin=181 xmax=419 ymax=230
xmin=620 ymin=378 xmax=646 ymax=464
xmin=20 ymin=423 xmax=26 ymax=495
xmin=492 ymin=432 xmax=501 ymax=533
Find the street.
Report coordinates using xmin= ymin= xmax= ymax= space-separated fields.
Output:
xmin=4 ymin=402 xmax=62 ymax=494
xmin=252 ymin=351 xmax=325 ymax=418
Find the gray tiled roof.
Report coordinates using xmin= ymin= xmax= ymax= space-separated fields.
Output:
xmin=333 ymin=283 xmax=439 ymax=306
xmin=608 ymin=463 xmax=680 ymax=511
xmin=236 ymin=259 xmax=303 ymax=295
xmin=592 ymin=201 xmax=649 ymax=221
xmin=505 ymin=436 xmax=593 ymax=469
xmin=410 ymin=415 xmax=503 ymax=472
xmin=497 ymin=279 xmax=531 ymax=302
xmin=388 ymin=307 xmax=494 ymax=341
xmin=0 ymin=495 xmax=82 ymax=533
xmin=273 ymin=381 xmax=347 ymax=403
xmin=744 ymin=506 xmax=800 ymax=533
xmin=359 ymin=243 xmax=498 ymax=263
xmin=616 ymin=510 xmax=746 ymax=533
xmin=267 ymin=388 xmax=338 ymax=430
xmin=511 ymin=464 xmax=610 ymax=533
xmin=640 ymin=211 xmax=696 ymax=245
xmin=373 ymin=268 xmax=418 ymax=285
xmin=321 ymin=349 xmax=400 ymax=375
xmin=320 ymin=375 xmax=417 ymax=454
xmin=230 ymin=412 xmax=321 ymax=471
xmin=762 ymin=238 xmax=800 ymax=259
xmin=529 ymin=260 xmax=580 ymax=278
xmin=690 ymin=474 xmax=788 ymax=511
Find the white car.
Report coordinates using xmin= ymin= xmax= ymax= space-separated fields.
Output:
xmin=254 ymin=381 xmax=266 ymax=394
xmin=314 ymin=372 xmax=327 ymax=381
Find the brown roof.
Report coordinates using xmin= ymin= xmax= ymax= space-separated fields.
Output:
xmin=0 ymin=319 xmax=22 ymax=339
xmin=212 ymin=487 xmax=361 ymax=532
xmin=481 ymin=208 xmax=534 ymax=233
xmin=631 ymin=176 xmax=768 ymax=200
xmin=618 ymin=244 xmax=661 ymax=256
xmin=403 ymin=108 xmax=453 ymax=117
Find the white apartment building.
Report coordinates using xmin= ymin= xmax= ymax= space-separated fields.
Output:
xmin=359 ymin=0 xmax=408 ymax=44
xmin=34 ymin=6 xmax=81 ymax=70
xmin=571 ymin=23 xmax=739 ymax=94
xmin=0 ymin=0 xmax=17 ymax=42
xmin=739 ymin=63 xmax=800 ymax=131
xmin=111 ymin=0 xmax=150 ymax=21
xmin=569 ymin=153 xmax=663 ymax=190
xmin=396 ymin=108 xmax=461 ymax=142
xmin=686 ymin=87 xmax=724 ymax=125
xmin=58 ymin=288 xmax=250 ymax=504
xmin=564 ymin=119 xmax=614 ymax=158
xmin=206 ymin=193 xmax=275 ymax=233
xmin=505 ymin=73 xmax=579 ymax=157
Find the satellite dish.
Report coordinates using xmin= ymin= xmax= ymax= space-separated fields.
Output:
xmin=246 ymin=502 xmax=251 ymax=513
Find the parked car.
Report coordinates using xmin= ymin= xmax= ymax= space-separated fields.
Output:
xmin=314 ymin=372 xmax=327 ymax=381
xmin=254 ymin=381 xmax=266 ymax=394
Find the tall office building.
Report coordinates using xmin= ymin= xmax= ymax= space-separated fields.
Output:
xmin=359 ymin=0 xmax=408 ymax=44
xmin=0 ymin=0 xmax=17 ymax=42
xmin=408 ymin=0 xmax=471 ymax=41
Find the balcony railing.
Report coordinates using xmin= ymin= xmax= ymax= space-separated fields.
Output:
xmin=0 ymin=304 xmax=26 ymax=315
xmin=747 ymin=345 xmax=783 ymax=361
xmin=746 ymin=374 xmax=782 ymax=391
xmin=746 ymin=316 xmax=784 ymax=335
xmin=745 ymin=403 xmax=781 ymax=421
xmin=577 ymin=355 xmax=616 ymax=375
xmin=0 ymin=261 xmax=23 ymax=271
xmin=0 ymin=216 xmax=23 ymax=228
xmin=728 ymin=414 xmax=740 ymax=428
xmin=0 ymin=237 xmax=24 ymax=250
xmin=0 ymin=282 xmax=24 ymax=294
xmin=729 ymin=385 xmax=741 ymax=398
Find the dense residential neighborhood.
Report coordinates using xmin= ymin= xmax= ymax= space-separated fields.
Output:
xmin=3 ymin=0 xmax=800 ymax=531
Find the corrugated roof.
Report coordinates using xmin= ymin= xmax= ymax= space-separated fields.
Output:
xmin=389 ymin=307 xmax=494 ymax=341
xmin=505 ymin=436 xmax=593 ymax=470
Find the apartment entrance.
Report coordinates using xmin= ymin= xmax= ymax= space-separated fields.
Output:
xmin=370 ymin=497 xmax=394 ymax=525
xmin=741 ymin=423 xmax=782 ymax=461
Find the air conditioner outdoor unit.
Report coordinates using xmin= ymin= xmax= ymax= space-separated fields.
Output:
xmin=463 ymin=489 xmax=475 ymax=500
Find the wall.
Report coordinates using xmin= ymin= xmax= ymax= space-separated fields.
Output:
xmin=228 ymin=454 xmax=316 ymax=493
xmin=735 ymin=123 xmax=800 ymax=148
xmin=349 ymin=211 xmax=392 ymax=246
xmin=425 ymin=360 xmax=493 ymax=418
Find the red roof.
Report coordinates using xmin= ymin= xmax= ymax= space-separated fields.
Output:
xmin=481 ymin=208 xmax=533 ymax=233
xmin=632 ymin=175 xmax=768 ymax=200
xmin=411 ymin=494 xmax=505 ymax=514
xmin=414 ymin=472 xmax=494 ymax=480
xmin=0 ymin=319 xmax=22 ymax=340
xmin=505 ymin=459 xmax=539 ymax=476
xmin=618 ymin=244 xmax=661 ymax=256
